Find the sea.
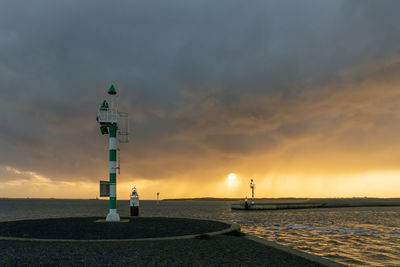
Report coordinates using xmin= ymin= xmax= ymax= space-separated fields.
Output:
xmin=0 ymin=199 xmax=399 ymax=267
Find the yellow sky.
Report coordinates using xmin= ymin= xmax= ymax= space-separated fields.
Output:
xmin=2 ymin=165 xmax=400 ymax=199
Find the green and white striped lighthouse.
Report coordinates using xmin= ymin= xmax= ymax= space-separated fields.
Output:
xmin=97 ymin=85 xmax=129 ymax=222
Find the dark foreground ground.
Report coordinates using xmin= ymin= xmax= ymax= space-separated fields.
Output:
xmin=0 ymin=217 xmax=228 ymax=239
xmin=0 ymin=217 xmax=327 ymax=266
xmin=0 ymin=236 xmax=323 ymax=266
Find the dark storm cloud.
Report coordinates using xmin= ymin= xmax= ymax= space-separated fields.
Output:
xmin=1 ymin=0 xmax=400 ymax=183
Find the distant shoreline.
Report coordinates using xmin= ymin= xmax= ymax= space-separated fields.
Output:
xmin=162 ymin=197 xmax=400 ymax=201
xmin=162 ymin=197 xmax=308 ymax=201
xmin=1 ymin=197 xmax=400 ymax=206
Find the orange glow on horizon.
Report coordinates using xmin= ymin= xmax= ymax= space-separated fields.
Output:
xmin=1 ymin=165 xmax=399 ymax=199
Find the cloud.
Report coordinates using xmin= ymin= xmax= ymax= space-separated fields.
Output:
xmin=0 ymin=165 xmax=98 ymax=198
xmin=0 ymin=1 xmax=400 ymax=197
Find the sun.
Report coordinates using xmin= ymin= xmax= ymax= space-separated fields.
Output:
xmin=227 ymin=173 xmax=237 ymax=185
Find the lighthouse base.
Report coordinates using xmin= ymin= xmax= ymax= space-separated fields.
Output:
xmin=106 ymin=210 xmax=120 ymax=222
xmin=130 ymin=206 xmax=139 ymax=216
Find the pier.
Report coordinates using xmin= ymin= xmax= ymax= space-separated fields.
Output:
xmin=232 ymin=202 xmax=326 ymax=210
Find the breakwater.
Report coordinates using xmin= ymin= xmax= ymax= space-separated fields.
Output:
xmin=232 ymin=202 xmax=325 ymax=210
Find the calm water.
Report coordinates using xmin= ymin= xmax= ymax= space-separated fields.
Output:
xmin=0 ymin=199 xmax=399 ymax=267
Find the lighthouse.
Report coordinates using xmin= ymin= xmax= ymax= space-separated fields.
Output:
xmin=130 ymin=186 xmax=139 ymax=216
xmin=250 ymin=179 xmax=255 ymax=205
xmin=97 ymin=85 xmax=129 ymax=222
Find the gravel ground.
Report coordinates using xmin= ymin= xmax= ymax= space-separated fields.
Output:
xmin=0 ymin=217 xmax=229 ymax=239
xmin=0 ymin=217 xmax=325 ymax=266
xmin=0 ymin=235 xmax=323 ymax=266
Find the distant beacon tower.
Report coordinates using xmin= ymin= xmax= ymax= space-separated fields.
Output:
xmin=250 ymin=179 xmax=255 ymax=204
xmin=96 ymin=85 xmax=129 ymax=222
xmin=130 ymin=186 xmax=139 ymax=216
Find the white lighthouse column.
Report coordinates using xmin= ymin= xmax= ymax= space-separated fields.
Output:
xmin=106 ymin=124 xmax=120 ymax=222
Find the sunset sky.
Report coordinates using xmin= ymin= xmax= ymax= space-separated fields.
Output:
xmin=1 ymin=1 xmax=400 ymax=199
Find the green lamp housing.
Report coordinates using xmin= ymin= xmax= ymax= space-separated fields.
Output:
xmin=108 ymin=85 xmax=117 ymax=95
xmin=100 ymin=100 xmax=109 ymax=111
xmin=100 ymin=126 xmax=109 ymax=135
